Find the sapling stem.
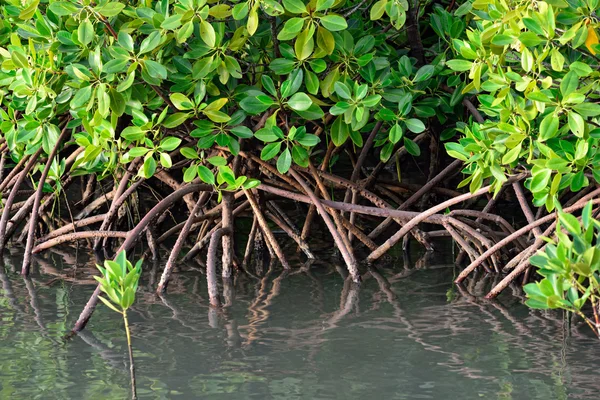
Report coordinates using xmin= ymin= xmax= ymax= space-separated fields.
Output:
xmin=123 ymin=310 xmax=137 ymax=400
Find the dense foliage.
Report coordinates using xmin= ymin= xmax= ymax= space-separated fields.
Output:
xmin=0 ymin=0 xmax=461 ymax=189
xmin=446 ymin=0 xmax=600 ymax=207
xmin=2 ymin=0 xmax=600 ymax=331
xmin=524 ymin=202 xmax=600 ymax=337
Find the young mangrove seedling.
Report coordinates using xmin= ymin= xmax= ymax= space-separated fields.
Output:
xmin=94 ymin=250 xmax=143 ymax=399
xmin=524 ymin=201 xmax=600 ymax=339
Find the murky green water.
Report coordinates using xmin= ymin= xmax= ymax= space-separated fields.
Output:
xmin=1 ymin=247 xmax=600 ymax=400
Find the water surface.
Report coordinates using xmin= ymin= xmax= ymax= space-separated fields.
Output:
xmin=1 ymin=248 xmax=599 ymax=399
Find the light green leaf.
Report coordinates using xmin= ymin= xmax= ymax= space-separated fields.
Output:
xmin=277 ymin=148 xmax=292 ymax=173
xmin=319 ymin=15 xmax=347 ymax=31
xmin=287 ymin=92 xmax=312 ymax=111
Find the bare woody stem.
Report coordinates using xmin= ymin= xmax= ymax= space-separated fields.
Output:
xmin=456 ymin=197 xmax=600 ymax=284
xmin=157 ymin=194 xmax=208 ymax=294
xmin=22 ymin=122 xmax=71 ymax=275
xmin=243 ymin=188 xmax=290 ymax=269
xmin=288 ymin=169 xmax=361 ymax=283
xmin=366 ymin=175 xmax=526 ymax=263
xmin=33 ymin=231 xmax=129 ymax=253
xmin=122 ymin=310 xmax=137 ymax=400
xmin=221 ymin=192 xmax=234 ymax=278
xmin=207 ymin=227 xmax=231 ymax=307
xmin=0 ymin=146 xmax=43 ymax=253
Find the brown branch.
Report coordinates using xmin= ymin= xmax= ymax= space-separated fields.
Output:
xmin=157 ymin=194 xmax=208 ymax=294
xmin=456 ymin=197 xmax=600 ymax=284
xmin=0 ymin=146 xmax=43 ymax=252
xmin=243 ymin=188 xmax=290 ymax=269
xmin=369 ymin=159 xmax=463 ymax=239
xmin=23 ymin=122 xmax=71 ymax=275
xmin=207 ymin=228 xmax=231 ymax=308
xmin=32 ymin=231 xmax=128 ymax=253
xmin=289 ymin=168 xmax=360 ymax=283
xmin=484 ymin=221 xmax=557 ymax=299
xmin=221 ymin=192 xmax=234 ymax=278
xmin=366 ymin=175 xmax=526 ymax=263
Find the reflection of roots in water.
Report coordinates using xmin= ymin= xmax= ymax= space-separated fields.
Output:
xmin=4 ymin=248 xmax=600 ymax=396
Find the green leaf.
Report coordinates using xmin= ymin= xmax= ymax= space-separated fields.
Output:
xmin=255 ymin=128 xmax=280 ymax=142
xmin=297 ymin=133 xmax=320 ymax=147
xmin=558 ymin=211 xmax=581 ymax=235
xmin=404 ymin=137 xmax=420 ymax=156
xmin=143 ymin=156 xmax=157 ymax=178
xmin=292 ymin=145 xmax=309 ymax=166
xmin=240 ymin=95 xmax=273 ymax=114
xmin=334 ymin=82 xmax=352 ymax=100
xmin=295 ymin=27 xmax=314 ymax=60
xmin=183 ymin=166 xmax=197 ymax=182
xmin=413 ymin=65 xmax=434 ymax=82
xmin=573 ymin=102 xmax=600 ymax=117
xmin=305 ymin=70 xmax=319 ymax=95
xmin=98 ymin=295 xmax=122 ymax=314
xmin=270 ymin=58 xmax=297 ymax=74
xmin=144 ymin=60 xmax=167 ymax=80
xmin=282 ymin=0 xmax=307 ymax=14
xmin=103 ymin=58 xmax=129 ymax=74
xmin=539 ymin=113 xmax=559 ymax=141
xmin=200 ymin=20 xmax=216 ymax=47
xmin=204 ymin=110 xmax=231 ymax=123
xmin=261 ymin=142 xmax=282 ymax=160
xmin=170 ymin=93 xmax=194 ymax=110
xmin=139 ymin=31 xmax=162 ymax=55
xmin=502 ymin=144 xmax=521 ymax=164
xmin=568 ymin=111 xmax=585 ymax=137
xmin=316 ymin=0 xmax=334 ymax=11
xmin=278 ymin=17 xmax=305 ymax=40
xmin=208 ymin=156 xmax=228 ymax=166
xmin=316 ymin=26 xmax=335 ymax=54
xmin=180 ymin=147 xmax=198 ymax=159
xmin=232 ymin=2 xmax=249 ymax=19
xmin=230 ymin=126 xmax=253 ymax=139
xmin=129 ymin=147 xmax=151 ymax=157
xmin=330 ymin=102 xmax=351 ymax=115
xmin=530 ymin=169 xmax=552 ymax=192
xmin=570 ymin=61 xmax=592 ymax=77
xmin=370 ymin=0 xmax=387 ymax=20
xmin=49 ymin=1 xmax=79 ymax=16
xmin=115 ymin=250 xmax=127 ymax=275
xmin=331 ymin=116 xmax=349 ymax=146
xmin=526 ymin=90 xmax=552 ymax=103
xmin=379 ymin=142 xmax=394 ymax=162
xmin=319 ymin=15 xmax=347 ymax=31
xmin=78 ymin=20 xmax=94 ymax=46
xmin=582 ymin=201 xmax=593 ymax=229
xmin=243 ymin=178 xmax=261 ymax=189
xmin=560 ymin=71 xmax=578 ymax=97
xmin=197 ymin=165 xmax=215 ymax=185
xmin=277 ymin=148 xmax=292 ymax=173
xmin=389 ymin=124 xmax=403 ymax=144
xmin=404 ymin=118 xmax=426 ymax=133
xmin=95 ymin=2 xmax=125 ymax=17
xmin=160 ymin=137 xmax=182 ymax=152
xmin=445 ymin=142 xmax=469 ymax=161
xmin=287 ymin=92 xmax=312 ymax=111
xmin=550 ymin=48 xmax=564 ymax=71
xmin=118 ymin=32 xmax=134 ymax=52
xmin=162 ymin=113 xmax=190 ymax=128
xmin=160 ymin=152 xmax=172 ymax=168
